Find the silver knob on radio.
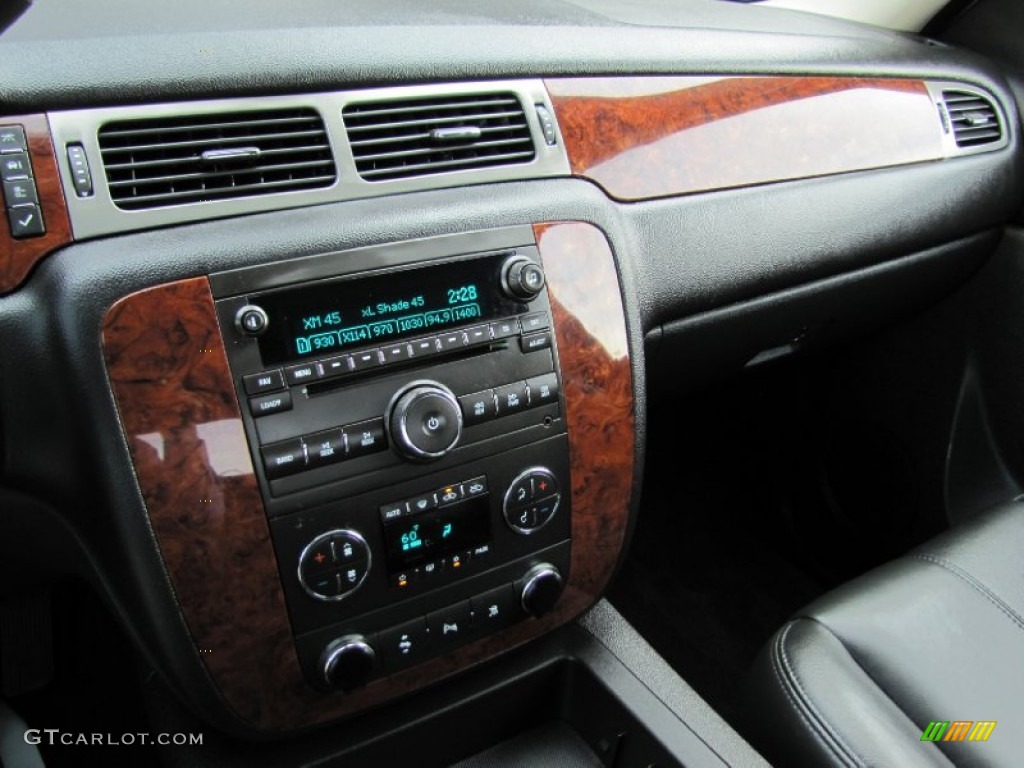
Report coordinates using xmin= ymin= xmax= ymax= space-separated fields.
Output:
xmin=386 ymin=380 xmax=463 ymax=462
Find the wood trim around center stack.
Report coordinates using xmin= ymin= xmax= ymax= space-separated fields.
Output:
xmin=101 ymin=221 xmax=634 ymax=731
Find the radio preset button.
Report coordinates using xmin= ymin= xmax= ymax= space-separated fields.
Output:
xmin=465 ymin=325 xmax=490 ymax=345
xmin=249 ymin=390 xmax=292 ymax=417
xmin=305 ymin=428 xmax=346 ymax=469
xmin=526 ymin=373 xmax=559 ymax=407
xmin=242 ymin=369 xmax=285 ymax=395
xmin=343 ymin=418 xmax=387 ymax=458
xmin=351 ymin=349 xmax=383 ymax=371
xmin=321 ymin=355 xmax=353 ymax=378
xmin=437 ymin=331 xmax=467 ymax=352
xmin=489 ymin=318 xmax=520 ymax=340
xmin=261 ymin=438 xmax=306 ymax=479
xmin=285 ymin=362 xmax=322 ymax=386
xmin=458 ymin=389 xmax=497 ymax=426
xmin=411 ymin=337 xmax=440 ymax=358
xmin=495 ymin=382 xmax=528 ymax=415
xmin=381 ymin=343 xmax=413 ymax=365
xmin=520 ymin=332 xmax=552 ymax=354
xmin=520 ymin=312 xmax=550 ymax=334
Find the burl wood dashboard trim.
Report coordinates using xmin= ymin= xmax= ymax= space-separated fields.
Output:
xmin=546 ymin=76 xmax=945 ymax=200
xmin=101 ymin=222 xmax=634 ymax=731
xmin=0 ymin=114 xmax=73 ymax=293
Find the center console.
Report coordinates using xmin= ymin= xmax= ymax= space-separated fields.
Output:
xmin=212 ymin=229 xmax=573 ymax=691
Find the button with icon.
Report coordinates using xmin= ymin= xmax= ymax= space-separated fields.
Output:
xmin=381 ymin=617 xmax=429 ymax=671
xmin=458 ymin=389 xmax=497 ymax=426
xmin=472 ymin=584 xmax=517 ymax=631
xmin=427 ymin=600 xmax=474 ymax=647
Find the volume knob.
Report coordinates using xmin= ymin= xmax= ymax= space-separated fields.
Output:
xmin=500 ymin=255 xmax=546 ymax=301
xmin=386 ymin=381 xmax=463 ymax=462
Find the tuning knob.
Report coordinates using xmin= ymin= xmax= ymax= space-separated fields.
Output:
xmin=321 ymin=635 xmax=376 ymax=692
xmin=500 ymin=254 xmax=546 ymax=301
xmin=387 ymin=381 xmax=463 ymax=462
xmin=519 ymin=564 xmax=564 ymax=618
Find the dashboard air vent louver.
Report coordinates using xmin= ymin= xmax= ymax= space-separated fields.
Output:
xmin=98 ymin=108 xmax=336 ymax=210
xmin=941 ymin=90 xmax=1002 ymax=148
xmin=343 ymin=92 xmax=536 ymax=182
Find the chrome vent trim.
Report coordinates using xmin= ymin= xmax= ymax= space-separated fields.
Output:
xmin=343 ymin=92 xmax=536 ymax=181
xmin=926 ymin=81 xmax=1010 ymax=158
xmin=47 ymin=80 xmax=569 ymax=241
xmin=98 ymin=108 xmax=336 ymax=210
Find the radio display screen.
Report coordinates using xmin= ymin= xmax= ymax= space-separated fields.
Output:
xmin=255 ymin=253 xmax=525 ymax=366
xmin=383 ymin=496 xmax=491 ymax=572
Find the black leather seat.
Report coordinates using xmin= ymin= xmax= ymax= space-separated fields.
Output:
xmin=744 ymin=502 xmax=1024 ymax=767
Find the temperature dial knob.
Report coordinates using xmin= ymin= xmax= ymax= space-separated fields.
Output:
xmin=500 ymin=255 xmax=546 ymax=301
xmin=387 ymin=381 xmax=463 ymax=462
xmin=321 ymin=635 xmax=376 ymax=692
xmin=519 ymin=564 xmax=564 ymax=618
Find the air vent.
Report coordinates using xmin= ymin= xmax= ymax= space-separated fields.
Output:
xmin=941 ymin=90 xmax=1002 ymax=148
xmin=98 ymin=108 xmax=336 ymax=210
xmin=343 ymin=92 xmax=536 ymax=182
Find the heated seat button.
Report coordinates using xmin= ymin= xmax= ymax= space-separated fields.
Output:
xmin=343 ymin=418 xmax=387 ymax=458
xmin=242 ymin=369 xmax=285 ymax=395
xmin=261 ymin=438 xmax=306 ymax=479
xmin=427 ymin=600 xmax=474 ymax=646
xmin=249 ymin=390 xmax=292 ymax=417
xmin=472 ymin=584 xmax=517 ymax=631
xmin=305 ymin=428 xmax=346 ymax=468
xmin=459 ymin=389 xmax=497 ymax=426
xmin=331 ymin=532 xmax=369 ymax=565
xmin=381 ymin=618 xmax=430 ymax=672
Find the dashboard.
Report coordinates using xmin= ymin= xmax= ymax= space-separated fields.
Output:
xmin=0 ymin=0 xmax=1021 ymax=762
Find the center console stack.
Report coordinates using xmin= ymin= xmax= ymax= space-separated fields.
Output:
xmin=212 ymin=228 xmax=572 ymax=692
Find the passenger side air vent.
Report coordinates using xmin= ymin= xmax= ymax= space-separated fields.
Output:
xmin=343 ymin=93 xmax=536 ymax=182
xmin=98 ymin=108 xmax=337 ymax=210
xmin=941 ymin=90 xmax=1003 ymax=148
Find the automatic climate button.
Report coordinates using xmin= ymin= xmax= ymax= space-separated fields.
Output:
xmin=387 ymin=381 xmax=463 ymax=462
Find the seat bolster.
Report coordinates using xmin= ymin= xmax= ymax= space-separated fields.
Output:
xmin=743 ymin=618 xmax=955 ymax=768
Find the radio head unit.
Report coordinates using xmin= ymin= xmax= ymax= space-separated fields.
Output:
xmin=212 ymin=227 xmax=573 ymax=692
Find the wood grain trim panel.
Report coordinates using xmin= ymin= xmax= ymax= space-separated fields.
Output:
xmin=546 ymin=76 xmax=945 ymax=200
xmin=0 ymin=115 xmax=73 ymax=293
xmin=101 ymin=222 xmax=634 ymax=731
